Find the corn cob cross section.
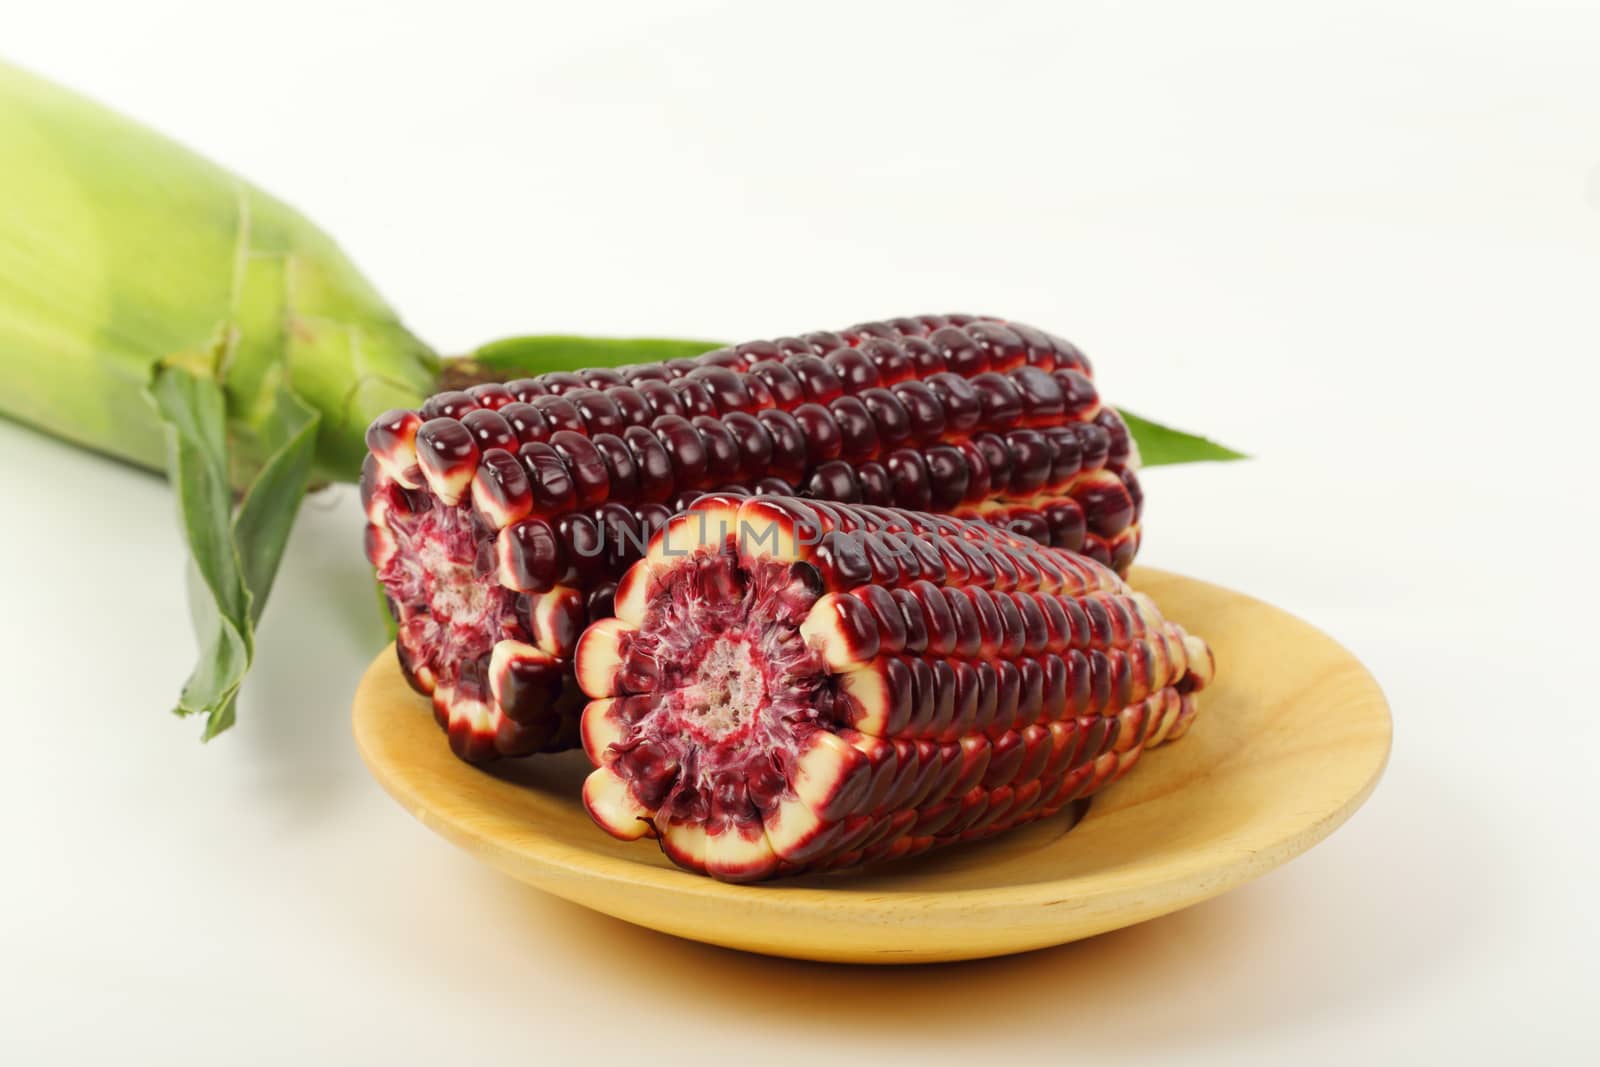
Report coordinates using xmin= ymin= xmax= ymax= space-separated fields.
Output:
xmin=573 ymin=495 xmax=1212 ymax=882
xmin=362 ymin=315 xmax=1145 ymax=761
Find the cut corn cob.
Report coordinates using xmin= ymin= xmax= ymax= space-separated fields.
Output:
xmin=574 ymin=494 xmax=1212 ymax=881
xmin=362 ymin=315 xmax=1145 ymax=759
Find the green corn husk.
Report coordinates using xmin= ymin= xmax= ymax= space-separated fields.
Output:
xmin=0 ymin=62 xmax=441 ymax=484
xmin=0 ymin=60 xmax=440 ymax=737
xmin=0 ymin=60 xmax=1241 ymax=742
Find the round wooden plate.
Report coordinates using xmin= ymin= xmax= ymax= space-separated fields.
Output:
xmin=353 ymin=567 xmax=1390 ymax=964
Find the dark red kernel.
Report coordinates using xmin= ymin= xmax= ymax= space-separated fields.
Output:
xmin=792 ymin=403 xmax=844 ymax=465
xmin=623 ymin=425 xmax=676 ymax=503
xmin=460 ymin=408 xmax=518 ymax=453
xmin=421 ymin=390 xmax=481 ymax=420
xmin=550 ymin=430 xmax=611 ymax=508
xmin=591 ymin=433 xmax=640 ymax=503
xmin=499 ymin=402 xmax=553 ymax=444
xmin=828 ymin=396 xmax=880 ymax=462
xmin=859 ymin=387 xmax=912 ymax=448
xmin=518 ymin=442 xmax=578 ymax=515
xmin=753 ymin=408 xmax=809 ymax=481
xmin=790 ymin=356 xmax=844 ymax=405
xmin=530 ymin=395 xmax=586 ymax=436
xmin=691 ymin=414 xmax=743 ymax=482
xmin=651 ymin=415 xmax=710 ymax=488
xmin=923 ymin=444 xmax=970 ymax=511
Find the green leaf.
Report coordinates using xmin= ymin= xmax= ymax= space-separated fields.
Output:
xmin=232 ymin=388 xmax=319 ymax=628
xmin=148 ymin=366 xmax=254 ymax=736
xmin=148 ymin=366 xmax=321 ymax=739
xmin=1121 ymin=409 xmax=1247 ymax=466
xmin=466 ymin=335 xmax=723 ymax=375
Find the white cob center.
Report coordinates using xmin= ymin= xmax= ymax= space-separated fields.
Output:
xmin=684 ymin=638 xmax=768 ymax=740
xmin=417 ymin=539 xmax=487 ymax=622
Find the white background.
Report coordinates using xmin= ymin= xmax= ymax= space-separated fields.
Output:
xmin=2 ymin=1 xmax=1597 ymax=1062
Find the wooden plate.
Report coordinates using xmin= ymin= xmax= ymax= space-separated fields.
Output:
xmin=353 ymin=567 xmax=1390 ymax=964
